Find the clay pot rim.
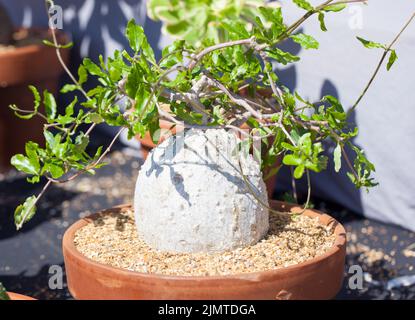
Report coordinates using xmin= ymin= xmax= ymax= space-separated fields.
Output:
xmin=0 ymin=27 xmax=70 ymax=58
xmin=63 ymin=200 xmax=346 ymax=281
xmin=6 ymin=292 xmax=36 ymax=300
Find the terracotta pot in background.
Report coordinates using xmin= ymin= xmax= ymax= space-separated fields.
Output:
xmin=0 ymin=28 xmax=70 ymax=172
xmin=63 ymin=200 xmax=346 ymax=300
xmin=6 ymin=292 xmax=36 ymax=300
xmin=138 ymin=119 xmax=179 ymax=159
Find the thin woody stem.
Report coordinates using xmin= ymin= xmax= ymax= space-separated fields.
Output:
xmin=22 ymin=1 xmax=127 ymax=220
xmin=290 ymin=166 xmax=299 ymax=203
xmin=21 ymin=0 xmax=404 ymax=226
xmin=304 ymin=169 xmax=311 ymax=210
xmin=45 ymin=0 xmax=90 ymax=102
xmin=283 ymin=0 xmax=334 ymax=37
xmin=44 ymin=0 xmax=99 ymax=140
xmin=348 ymin=11 xmax=415 ymax=115
xmin=341 ymin=144 xmax=359 ymax=180
xmin=47 ymin=127 xmax=125 ymax=184
xmin=187 ymin=0 xmax=367 ymax=72
xmin=188 ymin=38 xmax=256 ymax=71
xmin=281 ymin=0 xmax=368 ymax=39
xmin=16 ymin=180 xmax=52 ymax=230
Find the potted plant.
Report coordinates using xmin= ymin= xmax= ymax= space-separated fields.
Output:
xmin=141 ymin=0 xmax=280 ymax=198
xmin=0 ymin=3 xmax=70 ymax=171
xmin=9 ymin=0 xmax=411 ymax=300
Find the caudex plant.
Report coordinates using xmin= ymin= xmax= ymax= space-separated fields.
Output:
xmin=9 ymin=0 xmax=414 ymax=252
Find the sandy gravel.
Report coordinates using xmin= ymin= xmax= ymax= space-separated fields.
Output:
xmin=74 ymin=207 xmax=336 ymax=276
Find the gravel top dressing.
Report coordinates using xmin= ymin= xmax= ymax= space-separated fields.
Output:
xmin=0 ymin=29 xmax=50 ymax=52
xmin=74 ymin=207 xmax=336 ymax=276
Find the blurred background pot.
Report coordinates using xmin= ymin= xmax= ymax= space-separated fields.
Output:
xmin=0 ymin=28 xmax=70 ymax=172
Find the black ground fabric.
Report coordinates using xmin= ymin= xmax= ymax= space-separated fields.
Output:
xmin=1 ymin=150 xmax=414 ymax=300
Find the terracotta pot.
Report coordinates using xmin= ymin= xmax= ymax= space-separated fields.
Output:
xmin=63 ymin=200 xmax=346 ymax=300
xmin=6 ymin=292 xmax=36 ymax=300
xmin=0 ymin=28 xmax=70 ymax=172
xmin=137 ymin=120 xmax=280 ymax=198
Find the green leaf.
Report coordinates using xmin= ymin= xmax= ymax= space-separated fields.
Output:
xmin=291 ymin=33 xmax=319 ymax=49
xmin=348 ymin=145 xmax=378 ymax=189
xmin=293 ymin=164 xmax=305 ymax=179
xmin=65 ymin=97 xmax=77 ymax=117
xmin=11 ymin=154 xmax=39 ymax=175
xmin=222 ymin=20 xmax=250 ymax=39
xmin=29 ymin=85 xmax=41 ymax=113
xmin=43 ymin=40 xmax=73 ymax=49
xmin=334 ymin=143 xmax=342 ymax=172
xmin=43 ymin=90 xmax=57 ymax=120
xmin=0 ymin=282 xmax=10 ymax=300
xmin=159 ymin=55 xmax=180 ymax=69
xmin=14 ymin=196 xmax=37 ymax=230
xmin=356 ymin=36 xmax=385 ymax=49
xmin=318 ymin=12 xmax=327 ymax=31
xmin=323 ymin=95 xmax=344 ymax=112
xmin=25 ymin=141 xmax=40 ymax=166
xmin=44 ymin=131 xmax=56 ymax=149
xmin=166 ymin=21 xmax=192 ymax=38
xmin=135 ymin=84 xmax=153 ymax=113
xmin=83 ymin=58 xmax=106 ymax=78
xmin=9 ymin=86 xmax=40 ymax=120
xmin=9 ymin=104 xmax=33 ymax=119
xmin=293 ymin=0 xmax=314 ymax=11
xmin=230 ymin=63 xmax=249 ymax=80
xmin=44 ymin=131 xmax=66 ymax=158
xmin=387 ymin=49 xmax=397 ymax=71
xmin=160 ymin=40 xmax=185 ymax=68
xmin=56 ymin=97 xmax=78 ymax=125
xmin=125 ymin=63 xmax=145 ymax=98
xmin=42 ymin=39 xmax=56 ymax=48
xmin=126 ymin=19 xmax=145 ymax=53
xmin=323 ymin=4 xmax=347 ymax=12
xmin=78 ymin=65 xmax=88 ymax=85
xmin=258 ymin=6 xmax=285 ymax=37
xmin=89 ymin=113 xmax=104 ymax=124
xmin=60 ymin=42 xmax=74 ymax=49
xmin=61 ymin=84 xmax=78 ymax=93
xmin=161 ymin=40 xmax=185 ymax=58
xmin=266 ymin=48 xmax=300 ymax=65
xmin=283 ymin=154 xmax=302 ymax=166
xmin=44 ymin=161 xmax=65 ymax=179
xmin=142 ymin=38 xmax=156 ymax=64
xmin=75 ymin=132 xmax=90 ymax=153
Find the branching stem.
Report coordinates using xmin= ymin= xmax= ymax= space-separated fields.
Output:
xmin=348 ymin=11 xmax=415 ymax=115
